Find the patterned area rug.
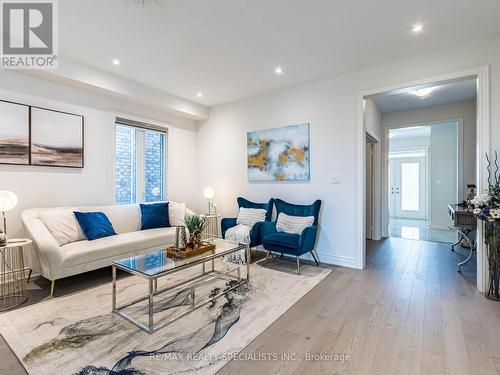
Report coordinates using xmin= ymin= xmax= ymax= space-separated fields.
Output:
xmin=0 ymin=260 xmax=330 ymax=375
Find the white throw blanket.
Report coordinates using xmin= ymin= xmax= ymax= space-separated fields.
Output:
xmin=224 ymin=224 xmax=251 ymax=264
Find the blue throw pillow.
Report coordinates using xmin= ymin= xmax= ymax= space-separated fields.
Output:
xmin=140 ymin=202 xmax=170 ymax=230
xmin=73 ymin=211 xmax=117 ymax=241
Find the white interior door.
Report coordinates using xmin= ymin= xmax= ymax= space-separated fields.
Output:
xmin=389 ymin=156 xmax=427 ymax=220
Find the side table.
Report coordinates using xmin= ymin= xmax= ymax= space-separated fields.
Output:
xmin=202 ymin=213 xmax=221 ymax=241
xmin=0 ymin=239 xmax=32 ymax=311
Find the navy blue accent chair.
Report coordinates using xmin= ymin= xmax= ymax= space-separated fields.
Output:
xmin=261 ymin=199 xmax=321 ymax=273
xmin=221 ymin=197 xmax=274 ymax=248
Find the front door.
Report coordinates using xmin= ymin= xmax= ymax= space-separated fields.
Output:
xmin=389 ymin=156 xmax=426 ymax=220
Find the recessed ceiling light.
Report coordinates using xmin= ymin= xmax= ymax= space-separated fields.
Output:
xmin=112 ymin=58 xmax=120 ymax=65
xmin=196 ymin=92 xmax=203 ymax=97
xmin=274 ymin=66 xmax=283 ymax=75
xmin=413 ymin=87 xmax=434 ymax=97
xmin=412 ymin=23 xmax=424 ymax=33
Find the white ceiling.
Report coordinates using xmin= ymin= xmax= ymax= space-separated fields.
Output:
xmin=373 ymin=79 xmax=477 ymax=113
xmin=59 ymin=0 xmax=500 ymax=107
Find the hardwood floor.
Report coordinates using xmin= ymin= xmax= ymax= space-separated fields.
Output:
xmin=218 ymin=238 xmax=498 ymax=375
xmin=0 ymin=238 xmax=497 ymax=375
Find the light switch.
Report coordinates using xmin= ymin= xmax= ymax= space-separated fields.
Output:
xmin=332 ymin=175 xmax=342 ymax=184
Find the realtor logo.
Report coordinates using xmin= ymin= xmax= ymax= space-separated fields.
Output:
xmin=1 ymin=0 xmax=58 ymax=69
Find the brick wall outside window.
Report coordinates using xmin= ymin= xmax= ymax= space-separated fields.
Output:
xmin=115 ymin=125 xmax=136 ymax=204
xmin=115 ymin=125 xmax=165 ymax=204
xmin=145 ymin=130 xmax=164 ymax=202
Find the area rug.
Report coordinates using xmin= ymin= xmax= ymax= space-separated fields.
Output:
xmin=0 ymin=260 xmax=330 ymax=375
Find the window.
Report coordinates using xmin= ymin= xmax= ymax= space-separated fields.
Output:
xmin=115 ymin=120 xmax=167 ymax=204
xmin=400 ymin=162 xmax=420 ymax=211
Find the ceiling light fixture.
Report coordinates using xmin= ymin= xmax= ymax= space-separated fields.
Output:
xmin=274 ymin=66 xmax=283 ymax=75
xmin=112 ymin=58 xmax=120 ymax=66
xmin=413 ymin=87 xmax=434 ymax=97
xmin=412 ymin=23 xmax=424 ymax=33
xmin=196 ymin=92 xmax=203 ymax=97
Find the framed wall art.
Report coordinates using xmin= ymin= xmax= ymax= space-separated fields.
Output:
xmin=247 ymin=123 xmax=310 ymax=182
xmin=30 ymin=107 xmax=84 ymax=168
xmin=0 ymin=99 xmax=84 ymax=168
xmin=0 ymin=100 xmax=30 ymax=165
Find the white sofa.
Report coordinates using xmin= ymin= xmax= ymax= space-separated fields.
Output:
xmin=22 ymin=203 xmax=194 ymax=296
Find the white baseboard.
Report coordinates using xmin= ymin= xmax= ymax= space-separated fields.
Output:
xmin=252 ymin=247 xmax=357 ymax=269
xmin=316 ymin=252 xmax=357 ymax=268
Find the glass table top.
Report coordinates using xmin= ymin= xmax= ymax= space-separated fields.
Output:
xmin=113 ymin=238 xmax=245 ymax=277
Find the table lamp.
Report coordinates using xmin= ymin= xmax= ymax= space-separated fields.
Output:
xmin=0 ymin=191 xmax=18 ymax=246
xmin=203 ymin=187 xmax=215 ymax=214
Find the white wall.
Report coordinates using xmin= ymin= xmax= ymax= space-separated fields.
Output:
xmin=197 ymin=35 xmax=500 ymax=268
xmin=389 ymin=135 xmax=430 ymax=150
xmin=364 ymin=98 xmax=382 ymax=140
xmin=383 ymin=100 xmax=476 ymax=189
xmin=430 ymin=123 xmax=458 ymax=228
xmin=0 ymin=72 xmax=199 ymax=270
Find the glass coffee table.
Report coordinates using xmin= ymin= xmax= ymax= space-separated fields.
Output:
xmin=112 ymin=238 xmax=250 ymax=333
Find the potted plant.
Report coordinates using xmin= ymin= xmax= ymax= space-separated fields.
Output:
xmin=184 ymin=214 xmax=207 ymax=250
xmin=471 ymin=152 xmax=500 ymax=300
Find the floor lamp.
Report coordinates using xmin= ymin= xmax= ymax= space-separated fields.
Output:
xmin=0 ymin=191 xmax=18 ymax=247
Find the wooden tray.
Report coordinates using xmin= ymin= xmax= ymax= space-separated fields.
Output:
xmin=166 ymin=242 xmax=216 ymax=259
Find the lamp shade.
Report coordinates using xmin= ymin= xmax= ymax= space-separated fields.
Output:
xmin=0 ymin=191 xmax=18 ymax=212
xmin=203 ymin=187 xmax=215 ymax=200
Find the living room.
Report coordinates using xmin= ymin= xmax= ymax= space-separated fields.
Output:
xmin=1 ymin=1 xmax=500 ymax=374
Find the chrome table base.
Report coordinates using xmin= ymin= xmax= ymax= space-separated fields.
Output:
xmin=112 ymin=244 xmax=250 ymax=334
xmin=451 ymin=228 xmax=476 ymax=272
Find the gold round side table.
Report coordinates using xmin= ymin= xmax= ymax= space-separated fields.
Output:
xmin=203 ymin=214 xmax=221 ymax=241
xmin=0 ymin=239 xmax=32 ymax=311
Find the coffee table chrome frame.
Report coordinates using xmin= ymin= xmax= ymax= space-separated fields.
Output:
xmin=112 ymin=242 xmax=250 ymax=334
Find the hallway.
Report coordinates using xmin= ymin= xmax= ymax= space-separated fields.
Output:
xmin=389 ymin=217 xmax=457 ymax=243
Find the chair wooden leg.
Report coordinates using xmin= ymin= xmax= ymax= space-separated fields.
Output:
xmin=296 ymin=256 xmax=301 ymax=274
xmin=310 ymin=250 xmax=320 ymax=266
xmin=263 ymin=251 xmax=272 ymax=266
xmin=49 ymin=280 xmax=55 ymax=299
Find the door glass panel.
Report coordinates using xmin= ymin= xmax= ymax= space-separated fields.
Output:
xmin=401 ymin=162 xmax=419 ymax=211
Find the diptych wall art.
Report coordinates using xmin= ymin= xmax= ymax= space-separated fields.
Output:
xmin=247 ymin=123 xmax=310 ymax=182
xmin=0 ymin=99 xmax=84 ymax=168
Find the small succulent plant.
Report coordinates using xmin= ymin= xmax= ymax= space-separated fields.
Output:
xmin=184 ymin=214 xmax=207 ymax=246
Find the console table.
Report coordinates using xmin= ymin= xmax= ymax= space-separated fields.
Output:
xmin=448 ymin=204 xmax=477 ymax=272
